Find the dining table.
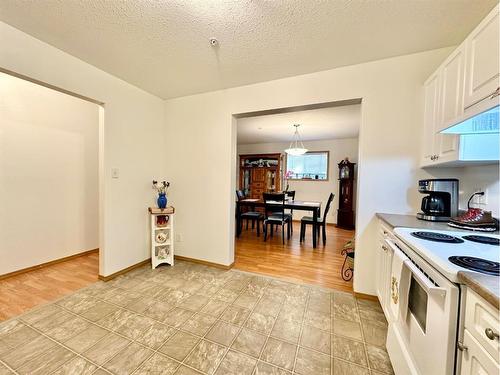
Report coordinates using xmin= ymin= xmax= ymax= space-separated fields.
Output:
xmin=236 ymin=199 xmax=322 ymax=248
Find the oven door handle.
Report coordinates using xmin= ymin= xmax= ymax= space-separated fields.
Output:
xmin=403 ymin=259 xmax=447 ymax=299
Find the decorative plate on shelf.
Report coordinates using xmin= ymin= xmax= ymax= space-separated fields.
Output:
xmin=156 ymin=232 xmax=168 ymax=243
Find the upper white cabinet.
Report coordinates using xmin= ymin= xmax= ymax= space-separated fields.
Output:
xmin=464 ymin=8 xmax=500 ymax=110
xmin=421 ymin=4 xmax=499 ymax=168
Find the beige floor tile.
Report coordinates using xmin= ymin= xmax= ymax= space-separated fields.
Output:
xmin=56 ymin=294 xmax=97 ymax=314
xmin=163 ymin=308 xmax=194 ymax=328
xmin=179 ymin=295 xmax=210 ymax=311
xmin=356 ymin=299 xmax=383 ymax=312
xmin=307 ymin=297 xmax=331 ymax=314
xmin=254 ymin=361 xmax=291 ymax=375
xmin=0 ymin=363 xmax=12 ymax=375
xmin=366 ymin=345 xmax=394 ymax=374
xmin=359 ymin=308 xmax=386 ymax=323
xmin=182 ymin=314 xmax=218 ymax=336
xmin=254 ymin=298 xmax=281 ymax=318
xmin=31 ymin=310 xmax=74 ymax=333
xmin=231 ymin=328 xmax=267 ymax=358
xmin=304 ymin=309 xmax=330 ymax=331
xmin=125 ymin=297 xmax=155 ymax=314
xmin=277 ymin=305 xmax=304 ymax=322
xmin=83 ymin=333 xmax=130 ymax=365
xmin=233 ymin=293 xmax=259 ymax=309
xmin=46 ymin=314 xmax=91 ymax=342
xmin=0 ymin=325 xmax=40 ymax=350
xmin=104 ymin=342 xmax=153 ymax=375
xmin=294 ymin=347 xmax=330 ymax=375
xmin=215 ymin=350 xmax=256 ymax=375
xmin=206 ymin=321 xmax=239 ymax=346
xmin=245 ymin=312 xmax=276 ymax=334
xmin=174 ymin=365 xmax=204 ymax=375
xmin=143 ymin=301 xmax=175 ymax=322
xmin=201 ymin=299 xmax=230 ymax=317
xmin=0 ymin=335 xmax=57 ymax=369
xmin=332 ymin=335 xmax=367 ymax=367
xmin=159 ymin=331 xmax=200 ymax=361
xmin=17 ymin=344 xmax=74 ymax=375
xmin=361 ymin=320 xmax=387 ymax=347
xmin=221 ymin=305 xmax=250 ymax=326
xmin=333 ymin=318 xmax=363 ymax=340
xmin=115 ymin=313 xmax=156 ymax=340
xmin=270 ymin=318 xmax=301 ymax=343
xmin=333 ymin=358 xmax=370 ymax=375
xmin=185 ymin=340 xmax=226 ymax=374
xmin=216 ymin=288 xmax=240 ymax=303
xmin=52 ymin=356 xmax=97 ymax=375
xmin=135 ymin=353 xmax=179 ymax=375
xmin=79 ymin=301 xmax=118 ymax=322
xmin=19 ymin=304 xmax=61 ymax=325
xmin=137 ymin=321 xmax=175 ymax=349
xmin=261 ymin=337 xmax=296 ymax=371
xmin=64 ymin=324 xmax=108 ymax=353
xmin=300 ymin=325 xmax=330 ymax=354
xmin=96 ymin=308 xmax=135 ymax=331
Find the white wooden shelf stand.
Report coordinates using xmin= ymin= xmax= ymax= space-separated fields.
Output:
xmin=148 ymin=206 xmax=175 ymax=269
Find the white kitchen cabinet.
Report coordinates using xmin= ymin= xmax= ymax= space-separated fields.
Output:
xmin=459 ymin=288 xmax=500 ymax=375
xmin=376 ymin=223 xmax=394 ymax=320
xmin=460 ymin=330 xmax=500 ymax=375
xmin=420 ymin=4 xmax=499 ymax=167
xmin=463 ymin=7 xmax=500 ymax=110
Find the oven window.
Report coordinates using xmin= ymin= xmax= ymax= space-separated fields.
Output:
xmin=408 ymin=276 xmax=428 ymax=333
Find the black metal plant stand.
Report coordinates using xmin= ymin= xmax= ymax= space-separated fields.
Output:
xmin=341 ymin=248 xmax=354 ymax=281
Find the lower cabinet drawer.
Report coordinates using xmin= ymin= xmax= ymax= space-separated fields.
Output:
xmin=461 ymin=330 xmax=500 ymax=375
xmin=465 ymin=289 xmax=500 ymax=363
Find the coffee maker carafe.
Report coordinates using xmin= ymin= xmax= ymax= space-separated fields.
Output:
xmin=417 ymin=179 xmax=459 ymax=221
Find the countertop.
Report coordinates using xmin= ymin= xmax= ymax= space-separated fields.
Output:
xmin=376 ymin=213 xmax=499 ymax=310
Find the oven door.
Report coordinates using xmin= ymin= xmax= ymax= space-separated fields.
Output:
xmin=387 ymin=239 xmax=460 ymax=375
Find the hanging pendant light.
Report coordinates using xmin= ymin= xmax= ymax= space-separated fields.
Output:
xmin=284 ymin=124 xmax=308 ymax=155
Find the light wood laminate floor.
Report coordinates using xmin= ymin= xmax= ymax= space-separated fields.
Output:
xmin=0 ymin=251 xmax=99 ymax=321
xmin=234 ymin=221 xmax=355 ymax=292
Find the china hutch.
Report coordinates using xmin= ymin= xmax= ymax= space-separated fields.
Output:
xmin=239 ymin=153 xmax=283 ymax=199
xmin=337 ymin=158 xmax=356 ymax=229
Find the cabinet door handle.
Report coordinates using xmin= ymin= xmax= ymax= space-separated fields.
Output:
xmin=457 ymin=341 xmax=468 ymax=352
xmin=485 ymin=328 xmax=499 ymax=341
xmin=490 ymin=87 xmax=500 ymax=99
xmin=381 ymin=245 xmax=388 ymax=252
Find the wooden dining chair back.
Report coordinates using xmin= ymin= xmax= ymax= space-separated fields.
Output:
xmin=262 ymin=192 xmax=291 ymax=244
xmin=236 ymin=190 xmax=263 ymax=236
xmin=284 ymin=190 xmax=296 ymax=232
xmin=300 ymin=193 xmax=335 ymax=245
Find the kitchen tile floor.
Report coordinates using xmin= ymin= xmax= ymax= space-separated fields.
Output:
xmin=0 ymin=261 xmax=393 ymax=375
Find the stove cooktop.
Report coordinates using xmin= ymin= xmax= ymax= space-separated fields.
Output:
xmin=394 ymin=228 xmax=500 ymax=282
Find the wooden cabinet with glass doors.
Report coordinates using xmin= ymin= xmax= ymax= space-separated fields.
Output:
xmin=239 ymin=153 xmax=282 ymax=199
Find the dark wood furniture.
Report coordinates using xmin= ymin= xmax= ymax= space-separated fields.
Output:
xmin=236 ymin=190 xmax=264 ymax=236
xmin=300 ymin=193 xmax=335 ymax=245
xmin=262 ymin=193 xmax=291 ymax=244
xmin=239 ymin=153 xmax=282 ymax=199
xmin=284 ymin=190 xmax=296 ymax=232
xmin=337 ymin=158 xmax=356 ymax=229
xmin=236 ymin=199 xmax=322 ymax=248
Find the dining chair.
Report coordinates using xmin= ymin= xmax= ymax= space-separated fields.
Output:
xmin=236 ymin=190 xmax=264 ymax=236
xmin=300 ymin=193 xmax=335 ymax=245
xmin=284 ymin=190 xmax=296 ymax=232
xmin=263 ymin=192 xmax=291 ymax=244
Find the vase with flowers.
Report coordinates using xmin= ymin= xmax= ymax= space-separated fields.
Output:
xmin=152 ymin=180 xmax=170 ymax=209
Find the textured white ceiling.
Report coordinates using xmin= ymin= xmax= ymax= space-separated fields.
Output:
xmin=237 ymin=104 xmax=361 ymax=145
xmin=0 ymin=1 xmax=497 ymax=99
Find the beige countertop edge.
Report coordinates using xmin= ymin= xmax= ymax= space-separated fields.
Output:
xmin=458 ymin=272 xmax=500 ymax=310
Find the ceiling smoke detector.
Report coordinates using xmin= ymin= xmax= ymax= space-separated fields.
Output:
xmin=209 ymin=37 xmax=219 ymax=47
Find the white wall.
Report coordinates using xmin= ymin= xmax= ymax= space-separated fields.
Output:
xmin=164 ymin=47 xmax=453 ymax=294
xmin=237 ymin=138 xmax=359 ymax=224
xmin=459 ymin=165 xmax=499 ymax=217
xmin=0 ymin=22 xmax=166 ymax=277
xmin=0 ymin=73 xmax=99 ymax=274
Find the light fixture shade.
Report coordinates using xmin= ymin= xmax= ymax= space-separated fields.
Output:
xmin=284 ymin=147 xmax=308 ymax=155
xmin=285 ymin=124 xmax=308 ymax=155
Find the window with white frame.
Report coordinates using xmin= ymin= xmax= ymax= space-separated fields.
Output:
xmin=285 ymin=151 xmax=329 ymax=180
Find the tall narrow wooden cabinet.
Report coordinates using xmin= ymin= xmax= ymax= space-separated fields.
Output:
xmin=239 ymin=153 xmax=282 ymax=199
xmin=337 ymin=158 xmax=356 ymax=229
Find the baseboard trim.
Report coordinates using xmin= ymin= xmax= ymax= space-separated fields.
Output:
xmin=174 ymin=255 xmax=234 ymax=270
xmin=98 ymin=258 xmax=151 ymax=282
xmin=354 ymin=292 xmax=378 ymax=301
xmin=0 ymin=248 xmax=99 ymax=280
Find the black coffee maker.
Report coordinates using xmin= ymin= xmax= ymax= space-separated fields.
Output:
xmin=417 ymin=179 xmax=459 ymax=221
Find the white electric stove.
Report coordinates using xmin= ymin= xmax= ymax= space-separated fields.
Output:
xmin=394 ymin=227 xmax=500 ymax=282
